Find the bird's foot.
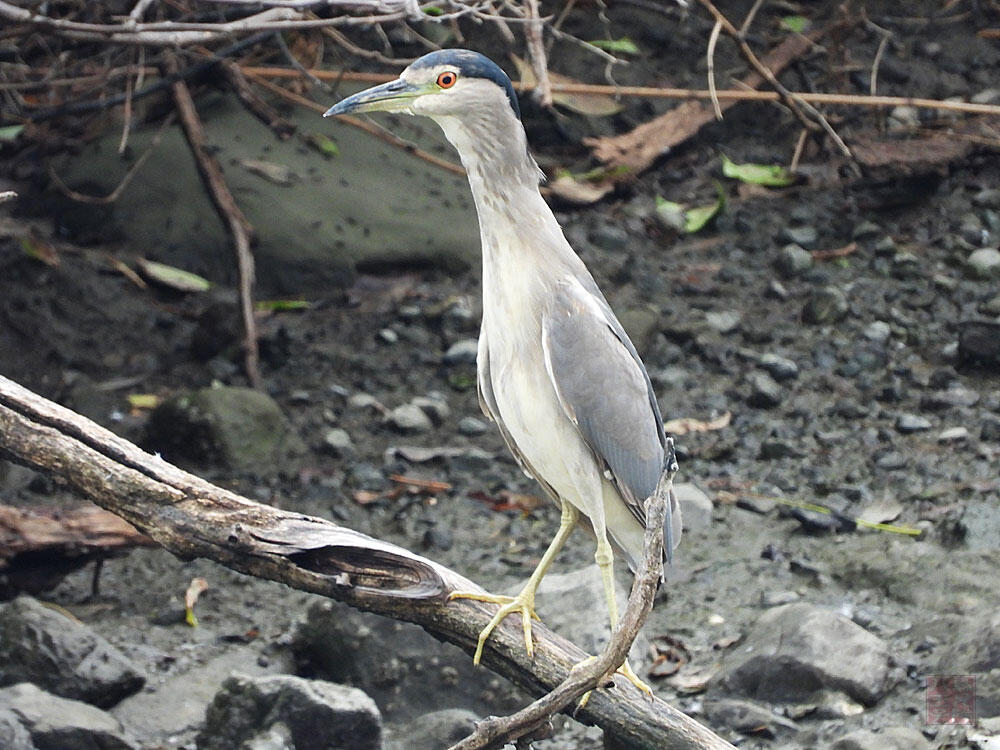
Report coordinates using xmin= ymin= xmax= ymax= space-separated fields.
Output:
xmin=448 ymin=588 xmax=540 ymax=665
xmin=572 ymin=656 xmax=652 ymax=709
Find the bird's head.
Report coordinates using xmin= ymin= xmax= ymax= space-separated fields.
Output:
xmin=323 ymin=49 xmax=520 ymax=122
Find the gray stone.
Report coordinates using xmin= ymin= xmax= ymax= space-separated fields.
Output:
xmin=535 ymin=566 xmax=648 ymax=665
xmin=774 ymin=243 xmax=813 ymax=277
xmin=673 ymin=483 xmax=712 ymax=532
xmin=144 ymin=386 xmax=305 ymax=474
xmin=938 ymin=426 xmax=970 ymax=442
xmin=322 ymin=428 xmax=355 ymax=457
xmin=0 ymin=708 xmax=33 ymax=750
xmin=704 ymin=310 xmax=741 ymax=334
xmin=386 ymin=709 xmax=479 ymax=750
xmin=973 ymin=188 xmax=1000 ymax=209
xmin=443 ymin=338 xmax=479 ymax=365
xmin=702 ymin=698 xmax=799 ymax=736
xmin=851 ymin=221 xmax=881 ymax=240
xmin=0 ymin=597 xmax=144 ymax=709
xmin=0 ymin=683 xmax=137 ymax=750
xmin=721 ymin=603 xmax=891 ymax=705
xmin=589 ymin=225 xmax=629 ymax=251
xmin=410 ymin=395 xmax=450 ymax=425
xmin=958 ymin=321 xmax=1000 ymax=369
xmin=761 ymin=590 xmax=800 ymax=607
xmin=759 ymin=352 xmax=799 ymax=381
xmin=888 ymin=105 xmax=920 ymax=130
xmin=921 ymin=386 xmax=980 ymax=410
xmin=747 ymin=372 xmax=783 ymax=408
xmin=377 ymin=327 xmax=399 ymax=344
xmin=802 ymin=286 xmax=849 ymax=324
xmin=347 ymin=392 xmax=382 ymax=411
xmin=831 ymin=726 xmax=931 ymax=750
xmin=197 ymin=674 xmax=381 ymax=750
xmin=863 ymin=321 xmax=891 ymax=343
xmin=457 ymin=416 xmax=489 ymax=436
xmin=779 ymin=225 xmax=818 ymax=248
xmin=979 ymin=294 xmax=1000 ymax=316
xmin=385 ymin=403 xmax=434 ymax=434
xmin=982 ymin=415 xmax=1000 ymax=442
xmin=895 ymin=413 xmax=932 ymax=433
xmin=876 ymin=451 xmax=907 ymax=470
xmin=966 ymin=247 xmax=1000 ymax=279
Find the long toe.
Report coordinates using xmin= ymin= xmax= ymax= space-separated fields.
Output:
xmin=617 ymin=659 xmax=653 ymax=696
xmin=448 ymin=589 xmax=538 ymax=665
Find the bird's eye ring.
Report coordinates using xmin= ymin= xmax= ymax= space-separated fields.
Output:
xmin=437 ymin=71 xmax=457 ymax=89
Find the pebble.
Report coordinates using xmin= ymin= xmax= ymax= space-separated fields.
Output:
xmin=322 ymin=428 xmax=355 ymax=457
xmin=442 ymin=338 xmax=479 ymax=365
xmin=589 ymin=225 xmax=629 ymax=251
xmin=761 ymin=590 xmax=801 ymax=607
xmin=802 ymin=286 xmax=849 ymax=324
xmin=347 ymin=463 xmax=387 ymax=490
xmin=410 ymin=395 xmax=450 ymax=425
xmin=863 ymin=321 xmax=891 ymax=343
xmin=888 ymin=105 xmax=920 ymax=130
xmin=891 ymin=251 xmax=922 ymax=279
xmin=347 ymin=392 xmax=382 ymax=411
xmin=896 ymin=414 xmax=931 ymax=433
xmin=779 ymin=225 xmax=818 ymax=248
xmin=457 ymin=416 xmax=489 ymax=436
xmin=937 ymin=426 xmax=969 ymax=443
xmin=876 ymin=451 xmax=907 ymax=470
xmin=705 ymin=310 xmax=741 ymax=334
xmin=747 ymin=372 xmax=783 ymax=408
xmin=982 ymin=416 xmax=1000 ymax=442
xmin=920 ymin=387 xmax=980 ymax=410
xmin=774 ymin=243 xmax=813 ymax=277
xmin=385 ymin=404 xmax=434 ymax=433
xmin=377 ymin=328 xmax=399 ymax=344
xmin=966 ymin=247 xmax=1000 ymax=279
xmin=957 ymin=321 xmax=1000 ymax=369
xmin=759 ymin=352 xmax=799 ymax=381
xmin=851 ymin=221 xmax=881 ymax=241
xmin=972 ymin=188 xmax=1000 ymax=209
xmin=872 ymin=235 xmax=897 ymax=256
xmin=978 ymin=294 xmax=1000 ymax=316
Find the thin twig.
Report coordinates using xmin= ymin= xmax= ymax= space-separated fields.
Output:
xmin=167 ymin=57 xmax=261 ymax=389
xmin=869 ymin=30 xmax=890 ymax=96
xmin=739 ymin=0 xmax=766 ymax=36
xmin=706 ymin=20 xmax=723 ymax=120
xmin=789 ymin=127 xmax=808 ymax=172
xmin=524 ymin=0 xmax=552 ymax=107
xmin=451 ymin=458 xmax=675 ymax=750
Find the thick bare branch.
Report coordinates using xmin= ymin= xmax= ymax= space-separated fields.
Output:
xmin=0 ymin=373 xmax=732 ymax=750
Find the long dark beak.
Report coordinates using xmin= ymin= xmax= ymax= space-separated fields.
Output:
xmin=323 ymin=79 xmax=422 ymax=117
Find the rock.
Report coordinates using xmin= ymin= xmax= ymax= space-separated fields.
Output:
xmin=875 ymin=451 xmax=907 ymax=470
xmin=704 ymin=310 xmax=741 ymax=334
xmin=347 ymin=392 xmax=382 ymax=411
xmin=377 ymin=327 xmax=399 ymax=344
xmin=702 ymin=698 xmax=799 ymax=737
xmin=920 ymin=386 xmax=981 ymax=410
xmin=851 ymin=221 xmax=881 ymax=240
xmin=144 ymin=386 xmax=305 ymax=474
xmin=457 ymin=416 xmax=489 ymax=436
xmin=863 ymin=321 xmax=891 ymax=342
xmin=322 ymin=428 xmax=355 ymax=457
xmin=535 ymin=566 xmax=648 ymax=665
xmin=443 ymin=338 xmax=479 ymax=365
xmin=0 ymin=597 xmax=144 ymax=709
xmin=673 ymin=483 xmax=712 ymax=532
xmin=938 ymin=426 xmax=969 ymax=443
xmin=721 ymin=603 xmax=891 ymax=705
xmin=0 ymin=683 xmax=137 ymax=750
xmin=197 ymin=674 xmax=381 ymax=750
xmin=761 ymin=590 xmax=800 ymax=607
xmin=385 ymin=403 xmax=434 ymax=433
xmin=410 ymin=395 xmax=450 ymax=425
xmin=973 ymin=188 xmax=1000 ymax=209
xmin=888 ymin=105 xmax=920 ymax=130
xmin=895 ymin=413 xmax=932 ymax=433
xmin=958 ymin=321 xmax=1000 ymax=370
xmin=966 ymin=247 xmax=1000 ymax=279
xmin=0 ymin=707 xmax=33 ymax=750
xmin=589 ymin=225 xmax=629 ymax=251
xmin=774 ymin=243 xmax=813 ymax=277
xmin=747 ymin=372 xmax=783 ymax=408
xmin=779 ymin=226 xmax=818 ymax=248
xmin=759 ymin=439 xmax=803 ymax=459
xmin=759 ymin=353 xmax=799 ymax=381
xmin=386 ymin=709 xmax=479 ymax=750
xmin=982 ymin=415 xmax=1000 ymax=442
xmin=802 ymin=286 xmax=849 ymax=325
xmin=831 ymin=726 xmax=931 ymax=750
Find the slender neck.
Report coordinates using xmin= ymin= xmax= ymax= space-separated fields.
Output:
xmin=434 ymin=109 xmax=562 ymax=262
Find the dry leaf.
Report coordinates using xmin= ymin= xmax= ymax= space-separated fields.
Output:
xmin=664 ymin=411 xmax=732 ymax=436
xmin=239 ymin=158 xmax=296 ymax=186
xmin=548 ymin=175 xmax=615 ymax=205
xmin=666 ymin=662 xmax=722 ymax=694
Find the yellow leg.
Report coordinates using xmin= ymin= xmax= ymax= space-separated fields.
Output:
xmin=449 ymin=501 xmax=578 ymax=664
xmin=579 ymin=532 xmax=652 ymax=707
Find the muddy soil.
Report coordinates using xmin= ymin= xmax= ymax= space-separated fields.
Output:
xmin=2 ymin=1 xmax=999 ymax=748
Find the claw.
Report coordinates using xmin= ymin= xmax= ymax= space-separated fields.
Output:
xmin=448 ymin=589 xmax=538 ymax=664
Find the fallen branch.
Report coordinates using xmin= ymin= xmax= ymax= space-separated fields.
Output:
xmin=0 ymin=503 xmax=156 ymax=598
xmin=167 ymin=56 xmax=262 ymax=390
xmin=0 ymin=373 xmax=732 ymax=750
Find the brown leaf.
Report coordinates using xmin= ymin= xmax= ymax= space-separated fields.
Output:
xmin=664 ymin=411 xmax=732 ymax=436
xmin=547 ymin=175 xmax=615 ymax=205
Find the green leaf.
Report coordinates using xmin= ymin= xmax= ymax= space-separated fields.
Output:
xmin=137 ymin=259 xmax=211 ymax=292
xmin=589 ymin=38 xmax=640 ymax=55
xmin=683 ymin=184 xmax=725 ymax=233
xmin=721 ymin=154 xmax=796 ymax=187
xmin=423 ymin=5 xmax=443 ymax=15
xmin=306 ymin=133 xmax=339 ymax=158
xmin=780 ymin=15 xmax=808 ymax=33
xmin=0 ymin=125 xmax=24 ymax=143
xmin=256 ymin=299 xmax=312 ymax=312
xmin=655 ymin=184 xmax=725 ymax=234
xmin=127 ymin=393 xmax=160 ymax=410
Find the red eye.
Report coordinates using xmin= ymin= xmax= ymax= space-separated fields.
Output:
xmin=437 ymin=71 xmax=457 ymax=89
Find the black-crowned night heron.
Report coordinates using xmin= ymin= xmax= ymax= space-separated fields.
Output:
xmin=325 ymin=49 xmax=681 ymax=693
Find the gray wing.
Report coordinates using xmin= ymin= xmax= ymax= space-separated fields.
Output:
xmin=541 ymin=279 xmax=670 ymax=540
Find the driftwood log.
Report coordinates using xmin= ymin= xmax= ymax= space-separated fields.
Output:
xmin=0 ymin=374 xmax=733 ymax=750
